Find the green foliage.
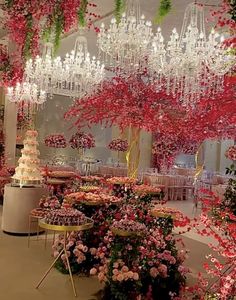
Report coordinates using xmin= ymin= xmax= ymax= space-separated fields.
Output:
xmin=23 ymin=14 xmax=34 ymax=59
xmin=78 ymin=0 xmax=88 ymax=27
xmin=228 ymin=0 xmax=236 ymax=22
xmin=114 ymin=0 xmax=125 ymax=24
xmin=155 ymin=0 xmax=172 ymax=24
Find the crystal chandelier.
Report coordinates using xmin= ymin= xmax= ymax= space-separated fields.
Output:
xmin=24 ymin=35 xmax=104 ymax=98
xmin=97 ymin=0 xmax=153 ymax=72
xmin=24 ymin=43 xmax=58 ymax=95
xmin=54 ymin=35 xmax=105 ymax=97
xmin=7 ymin=82 xmax=46 ymax=105
xmin=148 ymin=3 xmax=235 ymax=108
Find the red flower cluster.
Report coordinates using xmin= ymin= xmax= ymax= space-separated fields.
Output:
xmin=3 ymin=1 xmax=97 ymax=60
xmin=65 ymin=75 xmax=236 ymax=156
xmin=44 ymin=134 xmax=67 ymax=148
xmin=225 ymin=145 xmax=236 ymax=161
xmin=69 ymin=132 xmax=95 ymax=149
xmin=108 ymin=138 xmax=128 ymax=152
xmin=0 ymin=44 xmax=23 ymax=87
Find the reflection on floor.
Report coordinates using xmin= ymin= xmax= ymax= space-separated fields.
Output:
xmin=0 ymin=199 xmax=214 ymax=300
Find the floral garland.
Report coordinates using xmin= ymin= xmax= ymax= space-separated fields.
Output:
xmin=155 ymin=0 xmax=172 ymax=24
xmin=44 ymin=133 xmax=67 ymax=148
xmin=108 ymin=138 xmax=128 ymax=152
xmin=0 ymin=44 xmax=23 ymax=87
xmin=211 ymin=0 xmax=236 ymax=30
xmin=3 ymin=0 xmax=98 ymax=59
xmin=225 ymin=145 xmax=236 ymax=161
xmin=69 ymin=132 xmax=95 ymax=149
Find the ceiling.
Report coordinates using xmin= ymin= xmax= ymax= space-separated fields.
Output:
xmin=0 ymin=0 xmax=222 ymax=55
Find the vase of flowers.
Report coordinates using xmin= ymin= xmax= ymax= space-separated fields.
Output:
xmin=108 ymin=138 xmax=128 ymax=167
xmin=69 ymin=132 xmax=95 ymax=160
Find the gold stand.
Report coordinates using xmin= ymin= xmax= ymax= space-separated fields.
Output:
xmin=36 ymin=219 xmax=94 ymax=297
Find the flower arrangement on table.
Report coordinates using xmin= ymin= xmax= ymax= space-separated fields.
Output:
xmin=44 ymin=134 xmax=67 ymax=148
xmin=225 ymin=145 xmax=236 ymax=161
xmin=93 ymin=222 xmax=188 ymax=300
xmin=79 ymin=185 xmax=100 ymax=193
xmin=39 ymin=195 xmax=61 ymax=210
xmin=108 ymin=138 xmax=128 ymax=166
xmin=110 ymin=219 xmax=147 ymax=237
xmin=106 ymin=177 xmax=136 ymax=185
xmin=133 ymin=184 xmax=162 ymax=194
xmin=69 ymin=132 xmax=95 ymax=150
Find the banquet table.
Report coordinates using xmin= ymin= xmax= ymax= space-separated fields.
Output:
xmin=143 ymin=174 xmax=194 ymax=201
xmin=98 ymin=165 xmax=127 ymax=177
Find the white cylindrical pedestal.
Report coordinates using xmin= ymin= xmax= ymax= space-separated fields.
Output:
xmin=2 ymin=184 xmax=48 ymax=235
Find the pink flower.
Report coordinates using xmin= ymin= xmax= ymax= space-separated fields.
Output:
xmin=121 ymin=266 xmax=129 ymax=273
xmin=113 ymin=262 xmax=119 ymax=268
xmin=133 ymin=272 xmax=139 ymax=280
xmin=90 ymin=248 xmax=97 ymax=255
xmin=90 ymin=268 xmax=97 ymax=275
xmin=150 ymin=267 xmax=159 ymax=278
xmin=98 ymin=272 xmax=105 ymax=282
xmin=117 ymin=273 xmax=124 ymax=281
xmin=113 ymin=269 xmax=119 ymax=276
xmin=127 ymin=271 xmax=134 ymax=279
xmin=158 ymin=264 xmax=168 ymax=278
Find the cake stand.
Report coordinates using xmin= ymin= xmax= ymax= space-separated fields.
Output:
xmin=36 ymin=218 xmax=94 ymax=297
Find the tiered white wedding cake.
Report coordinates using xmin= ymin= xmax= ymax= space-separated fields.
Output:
xmin=12 ymin=130 xmax=43 ymax=185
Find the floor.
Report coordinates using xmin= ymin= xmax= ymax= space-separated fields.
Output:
xmin=0 ymin=199 xmax=215 ymax=300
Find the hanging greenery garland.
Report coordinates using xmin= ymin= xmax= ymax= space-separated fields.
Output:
xmin=78 ymin=0 xmax=88 ymax=27
xmin=155 ymin=0 xmax=172 ymax=24
xmin=114 ymin=0 xmax=125 ymax=24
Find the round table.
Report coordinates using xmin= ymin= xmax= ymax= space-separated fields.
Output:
xmin=36 ymin=218 xmax=94 ymax=297
xmin=2 ymin=184 xmax=48 ymax=235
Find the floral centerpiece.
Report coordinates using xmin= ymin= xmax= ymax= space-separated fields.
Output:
xmin=225 ymin=145 xmax=236 ymax=161
xmin=106 ymin=177 xmax=136 ymax=185
xmin=133 ymin=184 xmax=162 ymax=195
xmin=108 ymin=138 xmax=128 ymax=166
xmin=44 ymin=134 xmax=67 ymax=148
xmin=69 ymin=132 xmax=95 ymax=149
xmin=108 ymin=138 xmax=128 ymax=152
xmin=110 ymin=219 xmax=147 ymax=237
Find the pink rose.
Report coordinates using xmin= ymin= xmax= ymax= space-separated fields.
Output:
xmin=113 ymin=262 xmax=119 ymax=268
xmin=90 ymin=248 xmax=97 ymax=255
xmin=127 ymin=271 xmax=134 ymax=279
xmin=121 ymin=266 xmax=129 ymax=273
xmin=133 ymin=272 xmax=139 ymax=280
xmin=90 ymin=268 xmax=97 ymax=275
xmin=150 ymin=267 xmax=158 ymax=278
xmin=83 ymin=246 xmax=88 ymax=252
xmin=117 ymin=274 xmax=124 ymax=281
xmin=158 ymin=264 xmax=168 ymax=278
xmin=113 ymin=269 xmax=119 ymax=276
xmin=98 ymin=272 xmax=105 ymax=282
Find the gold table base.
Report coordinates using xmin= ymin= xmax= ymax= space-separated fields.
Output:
xmin=36 ymin=219 xmax=93 ymax=297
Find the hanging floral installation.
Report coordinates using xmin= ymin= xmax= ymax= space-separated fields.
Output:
xmin=0 ymin=44 xmax=23 ymax=87
xmin=154 ymin=0 xmax=172 ymax=24
xmin=3 ymin=0 xmax=98 ymax=59
xmin=65 ymin=74 xmax=236 ymax=169
xmin=108 ymin=138 xmax=128 ymax=152
xmin=69 ymin=132 xmax=95 ymax=149
xmin=211 ymin=0 xmax=236 ymax=31
xmin=44 ymin=133 xmax=67 ymax=148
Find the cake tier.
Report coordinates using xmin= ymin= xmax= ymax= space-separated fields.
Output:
xmin=45 ymin=208 xmax=87 ymax=226
xmin=25 ymin=130 xmax=38 ymax=138
xmin=21 ymin=149 xmax=40 ymax=156
xmin=19 ymin=157 xmax=40 ymax=166
xmin=13 ymin=166 xmax=43 ymax=181
xmin=23 ymin=139 xmax=39 ymax=146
